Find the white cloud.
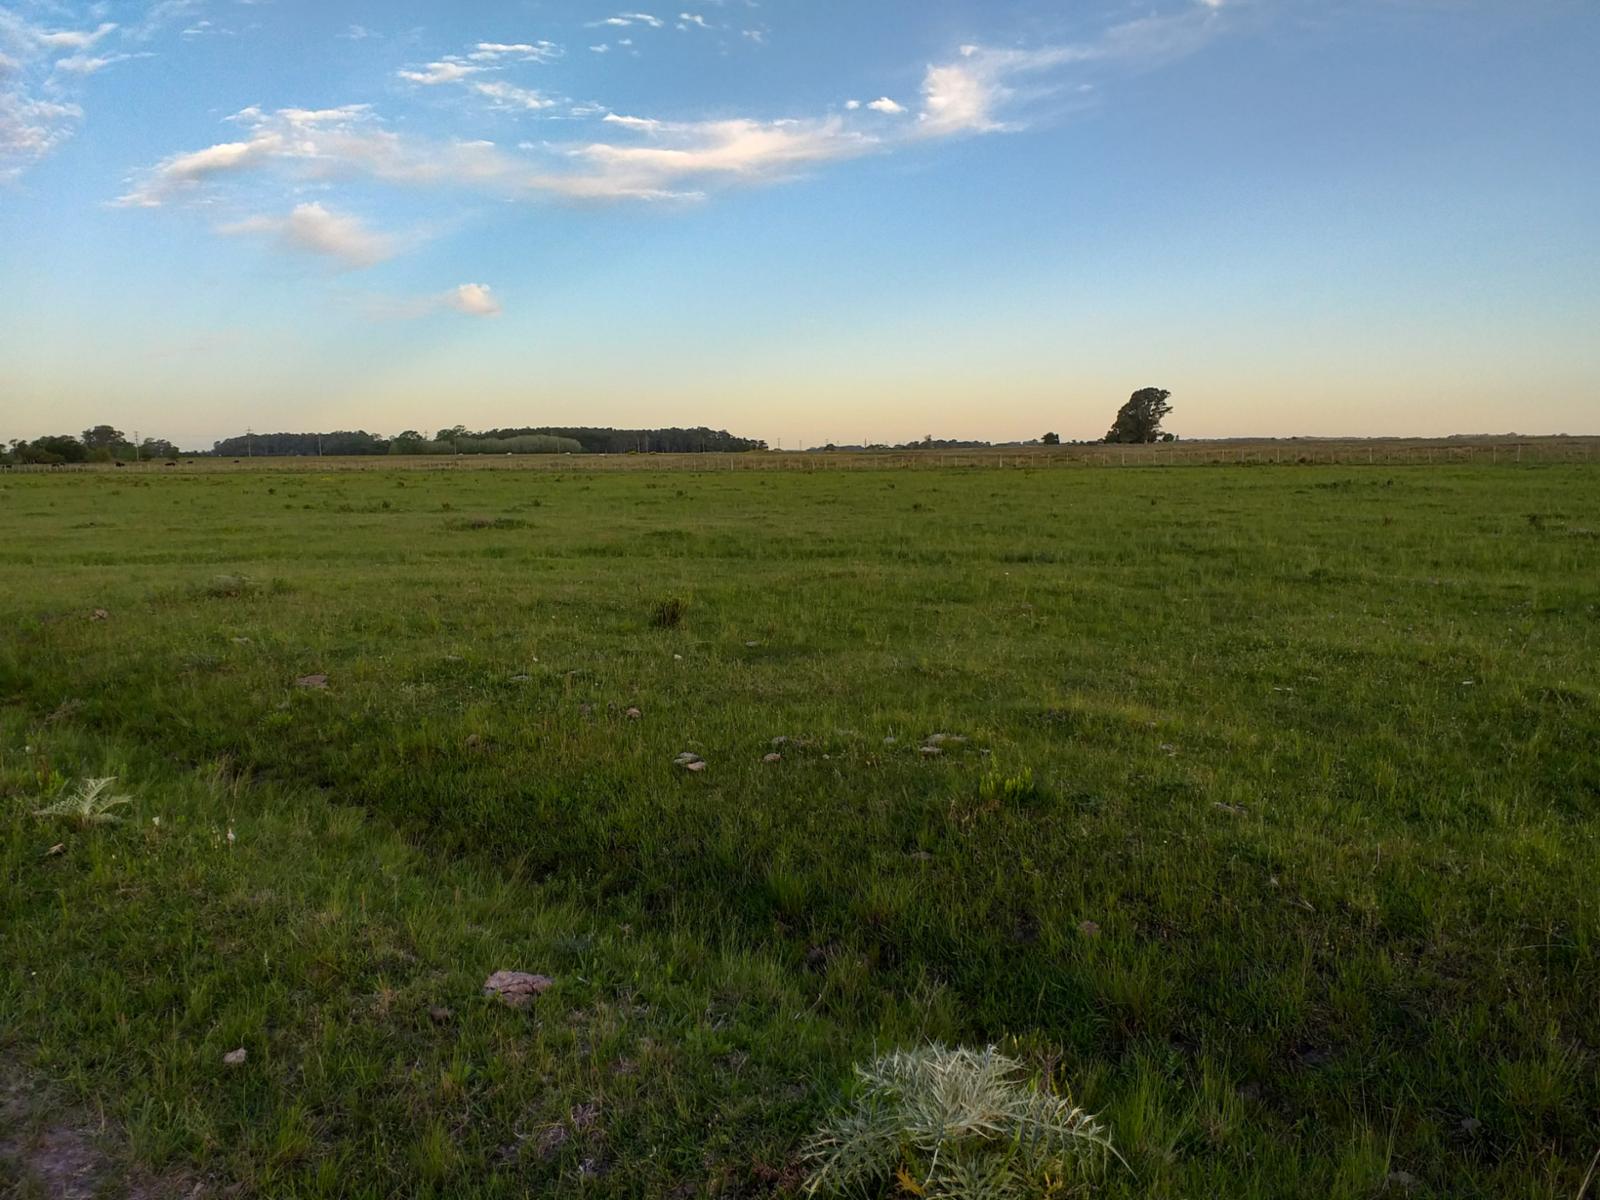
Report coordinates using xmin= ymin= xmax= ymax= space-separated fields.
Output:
xmin=398 ymin=59 xmax=481 ymax=85
xmin=221 ymin=202 xmax=398 ymax=268
xmin=0 ymin=92 xmax=81 ymax=175
xmin=119 ymin=103 xmax=881 ymax=206
xmin=591 ymin=11 xmax=663 ymax=28
xmin=35 ymin=22 xmax=117 ymax=51
xmin=917 ymin=62 xmax=1006 ymax=134
xmin=677 ymin=13 xmax=712 ymax=30
xmin=52 ymin=51 xmax=146 ymax=76
xmin=843 ymin=99 xmax=860 ymax=110
xmin=866 ymin=96 xmax=905 ymax=114
xmin=469 ymin=41 xmax=562 ymax=63
xmin=602 ymin=112 xmax=663 ymax=132
xmin=116 ymin=135 xmax=282 ymax=205
xmin=447 ymin=282 xmax=501 ymax=316
xmin=472 ymin=80 xmax=557 ymax=111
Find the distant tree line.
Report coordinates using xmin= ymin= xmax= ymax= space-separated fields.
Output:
xmin=4 ymin=426 xmax=182 ymax=465
xmin=209 ymin=426 xmax=767 ymax=457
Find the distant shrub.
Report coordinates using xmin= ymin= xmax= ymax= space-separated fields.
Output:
xmin=802 ymin=1044 xmax=1114 ymax=1199
xmin=444 ymin=516 xmax=529 ymax=531
xmin=650 ymin=596 xmax=687 ymax=628
xmin=197 ymin=574 xmax=257 ymax=599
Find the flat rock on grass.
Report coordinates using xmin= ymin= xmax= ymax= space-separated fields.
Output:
xmin=294 ymin=674 xmax=329 ymax=690
xmin=483 ymin=971 xmax=554 ymax=1008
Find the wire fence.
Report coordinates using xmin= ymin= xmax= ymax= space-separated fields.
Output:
xmin=5 ymin=439 xmax=1598 ymax=475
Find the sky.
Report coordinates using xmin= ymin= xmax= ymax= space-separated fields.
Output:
xmin=1 ymin=0 xmax=1597 ymax=450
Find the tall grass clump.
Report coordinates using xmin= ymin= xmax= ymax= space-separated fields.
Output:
xmin=650 ymin=595 xmax=688 ymax=628
xmin=803 ymin=1045 xmax=1115 ymax=1199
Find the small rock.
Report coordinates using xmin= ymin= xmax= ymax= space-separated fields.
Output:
xmin=907 ymin=849 xmax=933 ymax=861
xmin=763 ymin=753 xmax=782 ymax=764
xmin=919 ymin=745 xmax=942 ymax=757
xmin=428 ymin=1005 xmax=453 ymax=1026
xmin=925 ymin=733 xmax=966 ymax=747
xmin=231 ymin=636 xmax=251 ymax=645
xmin=1458 ymin=1117 xmax=1482 ymax=1135
xmin=223 ymin=1047 xmax=247 ymax=1066
xmin=1079 ymin=920 xmax=1101 ymax=938
xmin=1213 ymin=802 xmax=1247 ymax=816
xmin=483 ymin=970 xmax=554 ymax=1008
xmin=1385 ymin=1170 xmax=1419 ymax=1193
xmin=684 ymin=760 xmax=706 ymax=772
xmin=44 ymin=843 xmax=65 ymax=857
xmin=882 ymin=736 xmax=897 ymax=745
xmin=625 ymin=706 xmax=642 ymax=720
xmin=90 ymin=608 xmax=109 ymax=621
xmin=744 ymin=640 xmax=759 ymax=648
xmin=672 ymin=653 xmax=683 ymax=661
xmin=509 ymin=674 xmax=531 ymax=683
xmin=673 ymin=751 xmax=704 ymax=770
xmin=294 ymin=673 xmax=329 ymax=690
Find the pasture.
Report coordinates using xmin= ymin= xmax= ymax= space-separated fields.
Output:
xmin=2 ymin=461 xmax=1597 ymax=1198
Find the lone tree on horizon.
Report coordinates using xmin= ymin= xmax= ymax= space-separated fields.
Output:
xmin=1105 ymin=387 xmax=1173 ymax=443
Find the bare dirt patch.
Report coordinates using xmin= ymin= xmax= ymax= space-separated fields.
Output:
xmin=0 ymin=1063 xmax=199 ymax=1199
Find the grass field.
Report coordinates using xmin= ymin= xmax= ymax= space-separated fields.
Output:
xmin=3 ymin=462 xmax=1598 ymax=1198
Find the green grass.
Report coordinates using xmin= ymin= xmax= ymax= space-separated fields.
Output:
xmin=2 ymin=462 xmax=1597 ymax=1198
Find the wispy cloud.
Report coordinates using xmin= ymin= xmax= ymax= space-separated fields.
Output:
xmin=0 ymin=12 xmax=126 ymax=176
xmin=914 ymin=5 xmax=1227 ymax=136
xmin=107 ymin=1 xmax=1237 ymax=289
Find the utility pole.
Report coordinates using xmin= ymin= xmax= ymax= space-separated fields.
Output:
xmin=246 ymin=427 xmax=254 ymax=457
xmin=133 ymin=431 xmax=141 ymax=462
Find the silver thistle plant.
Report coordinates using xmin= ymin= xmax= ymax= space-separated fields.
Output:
xmin=33 ymin=777 xmax=133 ymax=828
xmin=802 ymin=1044 xmax=1117 ymax=1199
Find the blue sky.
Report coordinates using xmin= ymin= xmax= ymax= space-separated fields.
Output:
xmin=2 ymin=0 xmax=1596 ymax=449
